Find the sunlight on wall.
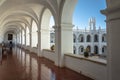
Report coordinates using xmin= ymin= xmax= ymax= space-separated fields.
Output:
xmin=31 ymin=20 xmax=38 ymax=47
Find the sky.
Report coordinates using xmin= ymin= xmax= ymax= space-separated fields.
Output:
xmin=73 ymin=0 xmax=106 ymax=29
xmin=50 ymin=0 xmax=106 ymax=29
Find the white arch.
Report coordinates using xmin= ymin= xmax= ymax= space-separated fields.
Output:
xmin=26 ymin=26 xmax=30 ymax=46
xmin=78 ymin=34 xmax=84 ymax=42
xmin=40 ymin=8 xmax=54 ymax=50
xmin=31 ymin=20 xmax=38 ymax=47
xmin=79 ymin=46 xmax=84 ymax=54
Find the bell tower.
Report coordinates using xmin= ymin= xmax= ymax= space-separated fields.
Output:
xmin=89 ymin=17 xmax=96 ymax=31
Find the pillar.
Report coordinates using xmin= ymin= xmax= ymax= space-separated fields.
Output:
xmin=29 ymin=30 xmax=32 ymax=52
xmin=101 ymin=1 xmax=120 ymax=80
xmin=54 ymin=23 xmax=73 ymax=67
xmin=37 ymin=30 xmax=41 ymax=56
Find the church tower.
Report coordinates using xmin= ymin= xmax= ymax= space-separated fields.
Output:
xmin=89 ymin=17 xmax=96 ymax=31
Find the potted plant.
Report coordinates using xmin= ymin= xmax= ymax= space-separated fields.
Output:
xmin=84 ymin=48 xmax=89 ymax=58
xmin=51 ymin=45 xmax=55 ymax=51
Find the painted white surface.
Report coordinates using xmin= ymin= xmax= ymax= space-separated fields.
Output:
xmin=64 ymin=54 xmax=107 ymax=80
xmin=42 ymin=49 xmax=55 ymax=62
xmin=30 ymin=47 xmax=38 ymax=54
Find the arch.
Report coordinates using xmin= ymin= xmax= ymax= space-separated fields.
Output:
xmin=78 ymin=34 xmax=84 ymax=42
xmin=61 ymin=0 xmax=78 ymax=24
xmin=86 ymin=35 xmax=91 ymax=42
xmin=86 ymin=45 xmax=91 ymax=53
xmin=94 ymin=45 xmax=98 ymax=54
xmin=50 ymin=16 xmax=55 ymax=46
xmin=79 ymin=46 xmax=84 ymax=54
xmin=102 ymin=46 xmax=107 ymax=54
xmin=40 ymin=8 xmax=55 ymax=50
xmin=31 ymin=20 xmax=38 ymax=47
xmin=73 ymin=34 xmax=77 ymax=43
xmin=102 ymin=34 xmax=106 ymax=42
xmin=26 ymin=26 xmax=30 ymax=46
xmin=0 ymin=5 xmax=39 ymax=27
xmin=22 ymin=29 xmax=25 ymax=45
xmin=94 ymin=34 xmax=99 ymax=42
xmin=4 ymin=31 xmax=16 ymax=46
xmin=73 ymin=46 xmax=76 ymax=54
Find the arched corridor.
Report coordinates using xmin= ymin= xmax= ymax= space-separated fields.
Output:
xmin=0 ymin=0 xmax=120 ymax=80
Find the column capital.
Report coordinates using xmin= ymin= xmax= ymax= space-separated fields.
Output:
xmin=53 ymin=23 xmax=74 ymax=31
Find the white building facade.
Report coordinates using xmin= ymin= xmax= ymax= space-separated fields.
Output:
xmin=50 ymin=18 xmax=107 ymax=56
xmin=73 ymin=18 xmax=107 ymax=56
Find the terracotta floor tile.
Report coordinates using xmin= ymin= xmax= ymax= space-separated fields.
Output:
xmin=0 ymin=48 xmax=93 ymax=80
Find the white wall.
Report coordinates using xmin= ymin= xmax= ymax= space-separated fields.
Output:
xmin=42 ymin=49 xmax=55 ymax=62
xmin=64 ymin=54 xmax=107 ymax=80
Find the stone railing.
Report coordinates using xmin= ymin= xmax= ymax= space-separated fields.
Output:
xmin=64 ymin=53 xmax=107 ymax=80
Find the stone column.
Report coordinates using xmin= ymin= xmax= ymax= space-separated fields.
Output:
xmin=37 ymin=30 xmax=41 ymax=56
xmin=101 ymin=1 xmax=120 ymax=80
xmin=29 ymin=30 xmax=32 ymax=52
xmin=54 ymin=23 xmax=73 ymax=67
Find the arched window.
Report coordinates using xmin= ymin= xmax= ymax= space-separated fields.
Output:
xmin=50 ymin=16 xmax=55 ymax=46
xmin=73 ymin=46 xmax=76 ymax=54
xmin=86 ymin=45 xmax=91 ymax=52
xmin=102 ymin=46 xmax=107 ymax=54
xmin=26 ymin=27 xmax=30 ymax=46
xmin=94 ymin=46 xmax=98 ymax=54
xmin=79 ymin=46 xmax=84 ymax=54
xmin=102 ymin=34 xmax=106 ymax=42
xmin=94 ymin=34 xmax=99 ymax=42
xmin=73 ymin=34 xmax=76 ymax=43
xmin=78 ymin=34 xmax=84 ymax=42
xmin=31 ymin=20 xmax=38 ymax=47
xmin=86 ymin=35 xmax=91 ymax=42
xmin=50 ymin=33 xmax=55 ymax=43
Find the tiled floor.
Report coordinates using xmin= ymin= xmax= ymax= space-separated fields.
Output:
xmin=0 ymin=48 xmax=93 ymax=80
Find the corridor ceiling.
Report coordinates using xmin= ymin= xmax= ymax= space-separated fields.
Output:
xmin=0 ymin=0 xmax=59 ymax=35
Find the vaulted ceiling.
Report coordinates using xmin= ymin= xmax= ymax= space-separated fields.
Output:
xmin=0 ymin=0 xmax=60 ymax=35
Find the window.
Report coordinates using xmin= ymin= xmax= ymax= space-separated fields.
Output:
xmin=78 ymin=34 xmax=84 ymax=42
xmin=87 ymin=35 xmax=91 ymax=42
xmin=94 ymin=34 xmax=98 ymax=42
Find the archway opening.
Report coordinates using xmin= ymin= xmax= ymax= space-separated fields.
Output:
xmin=102 ymin=34 xmax=106 ymax=42
xmin=49 ymin=16 xmax=55 ymax=48
xmin=73 ymin=34 xmax=77 ymax=43
xmin=94 ymin=45 xmax=98 ymax=54
xmin=41 ymin=9 xmax=55 ymax=50
xmin=94 ymin=34 xmax=99 ymax=42
xmin=87 ymin=45 xmax=91 ymax=53
xmin=78 ymin=34 xmax=84 ymax=42
xmin=31 ymin=20 xmax=38 ymax=47
xmin=87 ymin=35 xmax=91 ymax=42
xmin=79 ymin=46 xmax=84 ymax=54
xmin=22 ymin=29 xmax=25 ymax=45
xmin=26 ymin=26 xmax=30 ymax=46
